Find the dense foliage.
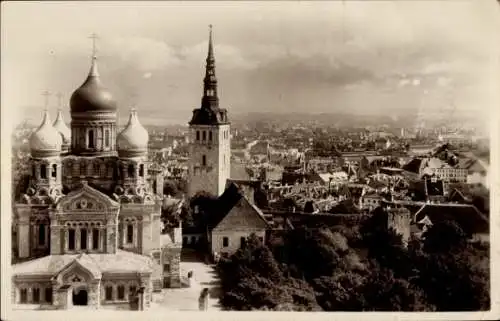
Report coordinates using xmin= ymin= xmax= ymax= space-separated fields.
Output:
xmin=217 ymin=212 xmax=489 ymax=311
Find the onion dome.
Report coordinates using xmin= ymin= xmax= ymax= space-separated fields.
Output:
xmin=53 ymin=109 xmax=71 ymax=145
xmin=29 ymin=110 xmax=62 ymax=157
xmin=117 ymin=110 xmax=149 ymax=157
xmin=70 ymin=56 xmax=117 ymax=113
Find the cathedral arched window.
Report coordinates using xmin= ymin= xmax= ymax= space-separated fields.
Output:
xmin=104 ymin=129 xmax=110 ymax=148
xmin=88 ymin=130 xmax=95 ymax=149
xmin=128 ymin=164 xmax=135 ymax=178
xmin=196 ymin=131 xmax=200 ymax=141
xmin=38 ymin=224 xmax=45 ymax=246
xmin=126 ymin=224 xmax=134 ymax=244
xmin=139 ymin=164 xmax=145 ymax=177
xmin=209 ymin=131 xmax=212 ymax=141
xmin=40 ymin=164 xmax=47 ymax=179
xmin=202 ymin=155 xmax=206 ymax=166
xmin=202 ymin=131 xmax=206 ymax=141
xmin=51 ymin=164 xmax=57 ymax=178
xmin=68 ymin=229 xmax=75 ymax=251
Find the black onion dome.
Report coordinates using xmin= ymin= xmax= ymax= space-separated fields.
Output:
xmin=70 ymin=57 xmax=117 ymax=113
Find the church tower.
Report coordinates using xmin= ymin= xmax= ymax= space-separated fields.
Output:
xmin=188 ymin=25 xmax=231 ymax=198
xmin=69 ymin=34 xmax=117 ymax=157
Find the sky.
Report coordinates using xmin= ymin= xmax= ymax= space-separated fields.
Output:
xmin=1 ymin=1 xmax=499 ymax=131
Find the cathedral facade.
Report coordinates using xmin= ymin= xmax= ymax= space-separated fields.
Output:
xmin=11 ymin=52 xmax=181 ymax=310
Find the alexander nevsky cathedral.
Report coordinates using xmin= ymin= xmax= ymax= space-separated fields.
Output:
xmin=9 ymin=29 xmax=228 ymax=310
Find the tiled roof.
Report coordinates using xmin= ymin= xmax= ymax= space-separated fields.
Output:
xmin=413 ymin=203 xmax=488 ymax=235
xmin=12 ymin=250 xmax=154 ymax=277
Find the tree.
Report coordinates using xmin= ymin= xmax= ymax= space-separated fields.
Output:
xmin=422 ymin=220 xmax=467 ymax=254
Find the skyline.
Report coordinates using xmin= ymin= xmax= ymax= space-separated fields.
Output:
xmin=2 ymin=1 xmax=498 ymax=131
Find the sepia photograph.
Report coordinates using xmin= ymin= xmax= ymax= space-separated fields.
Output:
xmin=1 ymin=1 xmax=499 ymax=320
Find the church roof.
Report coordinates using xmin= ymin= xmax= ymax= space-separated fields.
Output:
xmin=117 ymin=110 xmax=149 ymax=157
xmin=53 ymin=109 xmax=71 ymax=145
xmin=12 ymin=250 xmax=154 ymax=278
xmin=70 ymin=56 xmax=117 ymax=114
xmin=29 ymin=110 xmax=63 ymax=157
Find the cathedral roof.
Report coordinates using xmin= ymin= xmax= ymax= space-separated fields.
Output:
xmin=12 ymin=250 xmax=154 ymax=278
xmin=70 ymin=56 xmax=117 ymax=114
xmin=53 ymin=109 xmax=71 ymax=144
xmin=117 ymin=110 xmax=149 ymax=157
xmin=29 ymin=110 xmax=62 ymax=157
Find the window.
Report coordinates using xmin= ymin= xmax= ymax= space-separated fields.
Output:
xmin=196 ymin=131 xmax=200 ymax=141
xmin=139 ymin=164 xmax=144 ymax=177
xmin=92 ymin=229 xmax=99 ymax=250
xmin=163 ymin=264 xmax=170 ymax=273
xmin=88 ymin=130 xmax=95 ymax=148
xmin=20 ymin=289 xmax=27 ymax=303
xmin=183 ymin=236 xmax=187 ymax=244
xmin=127 ymin=224 xmax=134 ymax=244
xmin=40 ymin=164 xmax=47 ymax=179
xmin=93 ymin=163 xmax=100 ymax=175
xmin=129 ymin=285 xmax=136 ymax=295
xmin=259 ymin=237 xmax=264 ymax=243
xmin=32 ymin=288 xmax=40 ymax=303
xmin=45 ymin=288 xmax=52 ymax=303
xmin=240 ymin=237 xmax=246 ymax=249
xmin=128 ymin=164 xmax=135 ymax=177
xmin=190 ymin=236 xmax=196 ymax=244
xmin=32 ymin=165 xmax=36 ymax=178
xmin=222 ymin=237 xmax=229 ymax=247
xmin=81 ymin=229 xmax=87 ymax=250
xmin=209 ymin=131 xmax=212 ymax=141
xmin=104 ymin=129 xmax=110 ymax=147
xmin=105 ymin=286 xmax=113 ymax=301
xmin=202 ymin=155 xmax=206 ymax=166
xmin=51 ymin=164 xmax=57 ymax=178
xmin=80 ymin=163 xmax=86 ymax=176
xmin=152 ymin=180 xmax=157 ymax=194
xmin=38 ymin=224 xmax=45 ymax=246
xmin=68 ymin=229 xmax=75 ymax=250
xmin=117 ymin=285 xmax=125 ymax=300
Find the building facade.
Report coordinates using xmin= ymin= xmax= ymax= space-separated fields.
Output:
xmin=188 ymin=26 xmax=231 ymax=198
xmin=12 ymin=53 xmax=181 ymax=310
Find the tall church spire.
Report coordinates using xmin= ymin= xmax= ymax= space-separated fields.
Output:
xmin=201 ymin=24 xmax=218 ymax=110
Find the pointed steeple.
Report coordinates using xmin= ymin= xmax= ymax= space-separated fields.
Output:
xmin=201 ymin=24 xmax=219 ymax=110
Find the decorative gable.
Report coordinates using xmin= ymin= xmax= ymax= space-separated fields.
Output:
xmin=55 ymin=181 xmax=119 ymax=213
xmin=213 ymin=196 xmax=268 ymax=232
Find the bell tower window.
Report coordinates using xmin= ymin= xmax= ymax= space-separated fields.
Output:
xmin=202 ymin=131 xmax=206 ymax=141
xmin=139 ymin=164 xmax=145 ymax=177
xmin=196 ymin=131 xmax=200 ymax=141
xmin=209 ymin=131 xmax=212 ymax=141
xmin=40 ymin=164 xmax=47 ymax=179
xmin=88 ymin=130 xmax=95 ymax=149
xmin=81 ymin=229 xmax=88 ymax=250
xmin=202 ymin=155 xmax=206 ymax=166
xmin=51 ymin=164 xmax=57 ymax=178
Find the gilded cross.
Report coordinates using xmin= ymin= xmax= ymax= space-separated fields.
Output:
xmin=89 ymin=32 xmax=99 ymax=57
xmin=42 ymin=90 xmax=51 ymax=109
xmin=56 ymin=92 xmax=63 ymax=108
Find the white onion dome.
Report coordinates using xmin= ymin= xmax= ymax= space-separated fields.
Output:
xmin=29 ymin=110 xmax=62 ymax=157
xmin=117 ymin=110 xmax=149 ymax=157
xmin=53 ymin=109 xmax=71 ymax=145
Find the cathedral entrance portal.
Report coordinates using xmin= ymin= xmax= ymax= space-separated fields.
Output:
xmin=72 ymin=287 xmax=88 ymax=306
